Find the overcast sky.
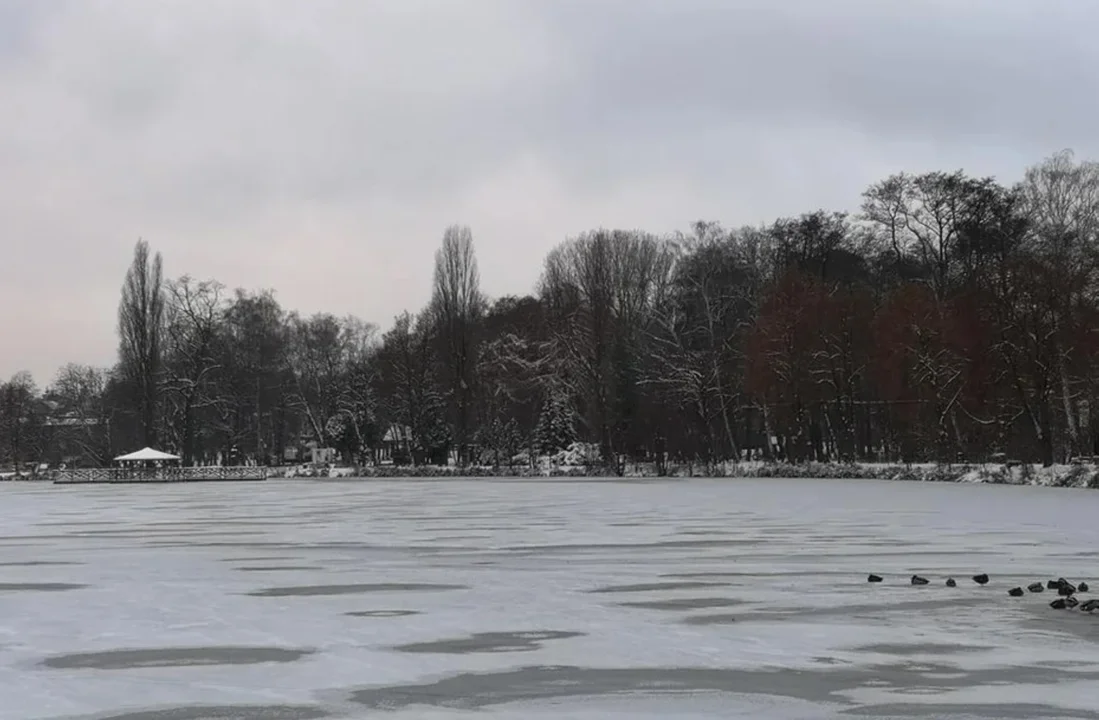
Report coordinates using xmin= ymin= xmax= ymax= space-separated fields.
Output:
xmin=3 ymin=0 xmax=1098 ymax=384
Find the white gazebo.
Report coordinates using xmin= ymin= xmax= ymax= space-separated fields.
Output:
xmin=52 ymin=446 xmax=269 ymax=484
xmin=114 ymin=447 xmax=181 ymax=467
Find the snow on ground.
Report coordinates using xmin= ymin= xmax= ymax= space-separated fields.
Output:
xmin=1 ymin=478 xmax=1098 ymax=719
xmin=273 ymin=451 xmax=1099 ymax=490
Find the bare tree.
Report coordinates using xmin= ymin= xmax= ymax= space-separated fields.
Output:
xmin=861 ymin=172 xmax=1001 ymax=296
xmin=429 ymin=225 xmax=485 ymax=465
xmin=284 ymin=312 xmax=378 ymax=459
xmin=647 ymin=229 xmax=759 ymax=462
xmin=46 ymin=364 xmax=109 ymax=464
xmin=375 ymin=311 xmax=447 ymax=464
xmin=219 ymin=289 xmax=292 ymax=464
xmin=1019 ymin=150 xmax=1099 ymax=459
xmin=286 ymin=313 xmax=345 ymax=446
xmin=540 ymin=229 xmax=676 ymax=471
xmin=330 ymin=316 xmax=380 ymax=464
xmin=117 ymin=239 xmax=165 ymax=447
xmin=163 ymin=276 xmax=225 ymax=464
xmin=50 ymin=364 xmax=107 ymax=417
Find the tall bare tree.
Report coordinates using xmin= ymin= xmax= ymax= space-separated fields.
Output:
xmin=329 ymin=316 xmax=380 ymax=464
xmin=117 ymin=239 xmax=165 ymax=447
xmin=861 ymin=171 xmax=1001 ymax=296
xmin=429 ymin=225 xmax=485 ymax=465
xmin=49 ymin=364 xmax=107 ymax=418
xmin=286 ymin=313 xmax=346 ymax=446
xmin=45 ymin=364 xmax=109 ymax=464
xmin=1019 ymin=150 xmax=1099 ymax=459
xmin=163 ymin=276 xmax=225 ymax=465
xmin=541 ymin=230 xmax=676 ymax=470
xmin=219 ymin=289 xmax=293 ymax=464
xmin=375 ymin=311 xmax=448 ymax=464
xmin=648 ymin=227 xmax=758 ymax=462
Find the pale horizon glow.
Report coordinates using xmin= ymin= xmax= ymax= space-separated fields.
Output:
xmin=3 ymin=0 xmax=1099 ymax=384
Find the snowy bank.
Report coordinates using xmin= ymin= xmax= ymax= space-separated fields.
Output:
xmin=719 ymin=461 xmax=1099 ymax=489
xmin=269 ymin=459 xmax=1099 ymax=489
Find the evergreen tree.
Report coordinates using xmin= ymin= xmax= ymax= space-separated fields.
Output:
xmin=535 ymin=389 xmax=576 ymax=455
xmin=415 ymin=390 xmax=452 ymax=464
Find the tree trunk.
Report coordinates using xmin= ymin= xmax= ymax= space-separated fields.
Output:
xmin=1038 ymin=398 xmax=1055 ymax=468
xmin=760 ymin=404 xmax=775 ymax=461
xmin=182 ymin=394 xmax=195 ymax=466
xmin=1059 ymin=358 xmax=1079 ymax=460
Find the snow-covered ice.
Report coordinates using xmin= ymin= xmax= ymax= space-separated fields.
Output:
xmin=1 ymin=477 xmax=1098 ymax=719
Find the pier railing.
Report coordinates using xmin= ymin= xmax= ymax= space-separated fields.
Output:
xmin=54 ymin=466 xmax=268 ymax=484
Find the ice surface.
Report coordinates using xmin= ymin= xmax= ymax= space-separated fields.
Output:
xmin=1 ymin=477 xmax=1099 ymax=719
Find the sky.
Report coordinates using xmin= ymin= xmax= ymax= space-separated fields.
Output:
xmin=3 ymin=0 xmax=1099 ymax=385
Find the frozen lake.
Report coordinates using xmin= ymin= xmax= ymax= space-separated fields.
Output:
xmin=1 ymin=477 xmax=1098 ymax=720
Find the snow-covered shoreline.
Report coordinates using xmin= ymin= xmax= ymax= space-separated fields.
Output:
xmin=6 ymin=459 xmax=1095 ymax=490
xmin=273 ymin=460 xmax=1099 ymax=489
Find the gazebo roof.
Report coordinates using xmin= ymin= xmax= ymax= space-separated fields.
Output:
xmin=114 ymin=447 xmax=181 ymax=462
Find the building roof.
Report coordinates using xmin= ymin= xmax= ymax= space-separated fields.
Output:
xmin=383 ymin=424 xmax=412 ymax=442
xmin=114 ymin=447 xmax=181 ymax=462
xmin=45 ymin=416 xmax=103 ymax=427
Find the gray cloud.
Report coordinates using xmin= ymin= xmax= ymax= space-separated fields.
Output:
xmin=3 ymin=0 xmax=1098 ymax=382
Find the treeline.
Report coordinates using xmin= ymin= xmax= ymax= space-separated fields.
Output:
xmin=3 ymin=150 xmax=1099 ymax=472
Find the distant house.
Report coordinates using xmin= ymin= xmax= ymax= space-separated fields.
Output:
xmin=310 ymin=446 xmax=338 ymax=464
xmin=283 ymin=431 xmax=318 ymax=464
xmin=379 ymin=424 xmax=412 ymax=464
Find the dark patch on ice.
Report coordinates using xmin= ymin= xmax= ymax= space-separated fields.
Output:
xmin=0 ymin=582 xmax=87 ymax=592
xmin=46 ymin=528 xmax=270 ymax=538
xmin=685 ymin=613 xmax=739 ymax=625
xmin=664 ymin=570 xmax=855 ymax=579
xmin=40 ymin=646 xmax=312 ymax=669
xmin=684 ymin=596 xmax=990 ymax=624
xmin=745 ymin=550 xmax=976 ymax=561
xmin=141 ymin=541 xmax=292 ymax=550
xmin=35 ymin=520 xmax=119 ymax=527
xmin=69 ymin=705 xmax=330 ymax=720
xmin=509 ymin=539 xmax=759 ymax=551
xmin=853 ymin=642 xmax=995 ymax=656
xmin=344 ymin=663 xmax=1099 ymax=712
xmin=812 ymin=656 xmax=848 ymax=665
xmin=424 ymin=534 xmax=493 ymax=542
xmin=842 ymin=703 xmax=1099 ymax=719
xmin=219 ymin=556 xmax=297 ymax=562
xmin=247 ymin=583 xmax=467 ymax=597
xmin=345 ymin=610 xmax=421 ymax=618
xmin=617 ymin=597 xmax=743 ymax=611
xmin=0 ymin=534 xmax=122 ymax=541
xmin=392 ymin=630 xmax=584 ymax=654
xmin=856 ymin=659 xmax=1099 ymax=688
xmin=144 ymin=519 xmax=282 ymax=527
xmin=146 ymin=540 xmax=476 ymax=553
xmin=234 ymin=566 xmax=318 ymax=572
xmin=588 ymin=581 xmax=729 ymax=594
xmin=0 ymin=561 xmax=82 ymax=567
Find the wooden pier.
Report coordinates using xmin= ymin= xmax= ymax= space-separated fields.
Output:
xmin=54 ymin=466 xmax=268 ymax=484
